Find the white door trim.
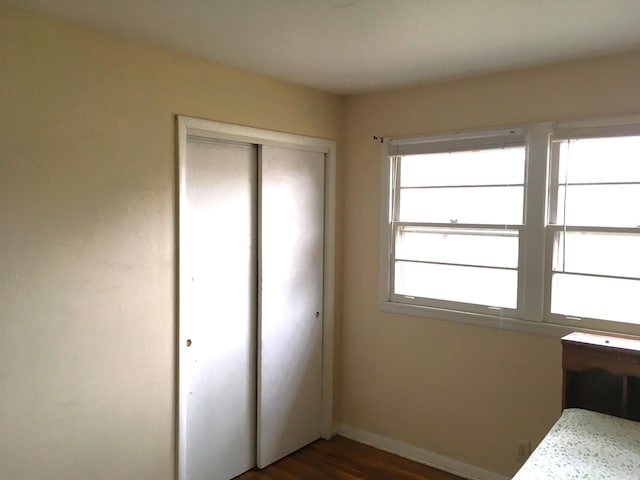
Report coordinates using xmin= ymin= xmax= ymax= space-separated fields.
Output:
xmin=176 ymin=115 xmax=336 ymax=479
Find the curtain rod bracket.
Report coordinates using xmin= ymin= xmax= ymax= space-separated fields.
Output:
xmin=373 ymin=136 xmax=385 ymax=143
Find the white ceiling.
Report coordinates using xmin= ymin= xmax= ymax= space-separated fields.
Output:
xmin=5 ymin=0 xmax=640 ymax=94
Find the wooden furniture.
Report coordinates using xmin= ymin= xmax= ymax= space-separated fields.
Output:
xmin=562 ymin=331 xmax=640 ymax=421
xmin=513 ymin=332 xmax=640 ymax=479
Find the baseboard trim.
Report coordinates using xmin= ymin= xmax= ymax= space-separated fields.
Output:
xmin=336 ymin=424 xmax=509 ymax=480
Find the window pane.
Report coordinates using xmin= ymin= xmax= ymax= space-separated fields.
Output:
xmin=399 ymin=186 xmax=524 ymax=224
xmin=400 ymin=147 xmax=525 ymax=187
xmin=551 ymin=273 xmax=640 ymax=324
xmin=555 ymin=184 xmax=640 ymax=227
xmin=553 ymin=231 xmax=640 ymax=278
xmin=558 ymin=136 xmax=640 ymax=184
xmin=396 ymin=227 xmax=519 ymax=268
xmin=394 ymin=261 xmax=517 ymax=308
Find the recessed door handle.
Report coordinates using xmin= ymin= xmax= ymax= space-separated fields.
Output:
xmin=186 ymin=339 xmax=192 ymax=347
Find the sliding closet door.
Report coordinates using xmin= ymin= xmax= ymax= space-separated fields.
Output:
xmin=180 ymin=138 xmax=257 ymax=480
xmin=257 ymin=145 xmax=325 ymax=467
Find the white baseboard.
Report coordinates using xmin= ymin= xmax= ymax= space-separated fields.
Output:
xmin=336 ymin=424 xmax=509 ymax=480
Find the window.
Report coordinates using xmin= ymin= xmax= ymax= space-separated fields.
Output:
xmin=379 ymin=118 xmax=640 ymax=335
xmin=548 ymin=133 xmax=640 ymax=325
xmin=388 ymin=130 xmax=526 ymax=316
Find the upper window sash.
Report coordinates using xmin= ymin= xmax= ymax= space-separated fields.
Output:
xmin=548 ymin=130 xmax=640 ymax=228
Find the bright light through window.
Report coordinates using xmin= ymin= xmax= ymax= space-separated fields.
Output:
xmin=391 ymin=144 xmax=526 ymax=312
xmin=381 ymin=122 xmax=640 ymax=335
xmin=550 ymin=135 xmax=640 ymax=324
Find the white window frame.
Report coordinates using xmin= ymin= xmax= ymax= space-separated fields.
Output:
xmin=378 ymin=117 xmax=640 ymax=338
xmin=544 ymin=119 xmax=640 ymax=335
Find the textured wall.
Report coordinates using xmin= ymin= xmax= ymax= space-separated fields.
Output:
xmin=0 ymin=6 xmax=341 ymax=479
xmin=340 ymin=51 xmax=640 ymax=475
xmin=3 ymin=3 xmax=640 ymax=478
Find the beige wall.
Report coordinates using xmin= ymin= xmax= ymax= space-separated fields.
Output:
xmin=0 ymin=6 xmax=342 ymax=480
xmin=4 ymin=3 xmax=640 ymax=479
xmin=340 ymin=51 xmax=640 ymax=475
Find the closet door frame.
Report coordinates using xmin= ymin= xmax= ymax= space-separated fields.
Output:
xmin=176 ymin=115 xmax=336 ymax=480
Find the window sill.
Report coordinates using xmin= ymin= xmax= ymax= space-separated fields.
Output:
xmin=377 ymin=301 xmax=573 ymax=338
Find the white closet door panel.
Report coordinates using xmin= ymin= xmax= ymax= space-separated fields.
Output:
xmin=257 ymin=145 xmax=325 ymax=467
xmin=181 ymin=139 xmax=257 ymax=480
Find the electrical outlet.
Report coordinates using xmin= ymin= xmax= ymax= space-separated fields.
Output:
xmin=517 ymin=440 xmax=531 ymax=463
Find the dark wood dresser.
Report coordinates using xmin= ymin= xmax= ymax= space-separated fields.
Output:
xmin=562 ymin=332 xmax=640 ymax=420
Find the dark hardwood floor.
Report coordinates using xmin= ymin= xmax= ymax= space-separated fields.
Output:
xmin=235 ymin=436 xmax=466 ymax=480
